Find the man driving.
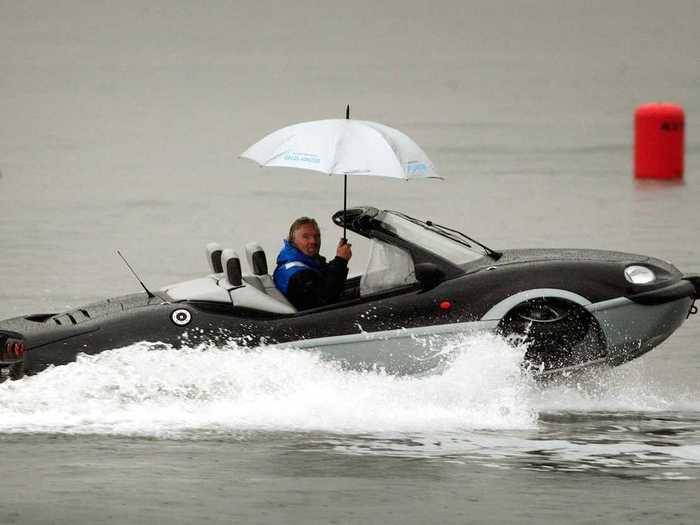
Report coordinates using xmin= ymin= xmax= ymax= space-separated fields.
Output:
xmin=273 ymin=217 xmax=352 ymax=310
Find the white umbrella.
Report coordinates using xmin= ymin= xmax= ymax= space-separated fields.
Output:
xmin=240 ymin=108 xmax=441 ymax=237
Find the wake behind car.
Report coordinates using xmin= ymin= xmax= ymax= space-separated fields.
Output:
xmin=1 ymin=206 xmax=698 ymax=382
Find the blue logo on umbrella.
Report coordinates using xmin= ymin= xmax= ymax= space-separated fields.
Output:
xmin=283 ymin=153 xmax=321 ymax=164
xmin=407 ymin=162 xmax=427 ymax=175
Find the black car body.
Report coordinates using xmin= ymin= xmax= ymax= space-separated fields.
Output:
xmin=1 ymin=206 xmax=698 ymax=381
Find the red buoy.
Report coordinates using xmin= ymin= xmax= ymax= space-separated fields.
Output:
xmin=634 ymin=103 xmax=684 ymax=179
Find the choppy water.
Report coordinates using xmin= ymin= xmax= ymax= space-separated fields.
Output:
xmin=2 ymin=0 xmax=700 ymax=523
xmin=1 ymin=337 xmax=699 ymax=523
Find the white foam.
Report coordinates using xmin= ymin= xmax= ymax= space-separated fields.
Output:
xmin=0 ymin=333 xmax=536 ymax=436
xmin=2 ymin=334 xmax=698 ymax=438
xmin=533 ymin=360 xmax=700 ymax=413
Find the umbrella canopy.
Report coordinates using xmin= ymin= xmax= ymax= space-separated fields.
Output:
xmin=240 ymin=116 xmax=441 ymax=238
xmin=240 ymin=119 xmax=441 ymax=180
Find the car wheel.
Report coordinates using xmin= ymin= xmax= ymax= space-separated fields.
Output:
xmin=497 ymin=297 xmax=606 ymax=372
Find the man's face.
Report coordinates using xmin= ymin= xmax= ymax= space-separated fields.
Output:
xmin=292 ymin=223 xmax=321 ymax=257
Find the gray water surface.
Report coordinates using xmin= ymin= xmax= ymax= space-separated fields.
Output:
xmin=1 ymin=1 xmax=700 ymax=523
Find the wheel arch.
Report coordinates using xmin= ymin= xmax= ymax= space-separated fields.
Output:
xmin=487 ymin=289 xmax=608 ymax=373
xmin=481 ymin=288 xmax=592 ymax=321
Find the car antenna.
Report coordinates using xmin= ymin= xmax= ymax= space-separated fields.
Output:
xmin=116 ymin=250 xmax=156 ymax=299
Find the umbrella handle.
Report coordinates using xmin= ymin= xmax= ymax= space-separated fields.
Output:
xmin=343 ymin=104 xmax=349 ymax=240
xmin=343 ymin=174 xmax=347 ymax=240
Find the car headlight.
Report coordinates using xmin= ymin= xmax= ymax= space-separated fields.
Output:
xmin=624 ymin=265 xmax=656 ymax=284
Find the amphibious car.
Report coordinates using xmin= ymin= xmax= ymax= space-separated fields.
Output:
xmin=1 ymin=206 xmax=698 ymax=381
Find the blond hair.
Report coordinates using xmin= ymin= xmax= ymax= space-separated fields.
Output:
xmin=288 ymin=217 xmax=319 ymax=243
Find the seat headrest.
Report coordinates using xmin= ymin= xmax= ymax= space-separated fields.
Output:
xmin=220 ymin=249 xmax=242 ymax=287
xmin=245 ymin=242 xmax=268 ymax=275
xmin=206 ymin=242 xmax=223 ymax=273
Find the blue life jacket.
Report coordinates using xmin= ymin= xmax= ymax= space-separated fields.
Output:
xmin=273 ymin=240 xmax=325 ymax=295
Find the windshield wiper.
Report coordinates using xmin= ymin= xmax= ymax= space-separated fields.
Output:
xmin=385 ymin=210 xmax=501 ymax=259
xmin=424 ymin=221 xmax=472 ymax=247
xmin=425 ymin=220 xmax=500 ymax=259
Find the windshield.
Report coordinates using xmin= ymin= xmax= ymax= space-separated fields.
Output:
xmin=377 ymin=211 xmax=489 ymax=265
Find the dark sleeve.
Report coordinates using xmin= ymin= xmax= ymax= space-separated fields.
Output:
xmin=286 ymin=257 xmax=349 ymax=310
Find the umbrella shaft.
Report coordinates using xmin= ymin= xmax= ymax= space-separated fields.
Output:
xmin=343 ymin=174 xmax=347 ymax=239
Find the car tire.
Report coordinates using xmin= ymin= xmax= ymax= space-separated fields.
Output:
xmin=497 ymin=297 xmax=607 ymax=372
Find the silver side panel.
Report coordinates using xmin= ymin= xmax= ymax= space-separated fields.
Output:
xmin=270 ymin=293 xmax=691 ymax=374
xmin=272 ymin=320 xmax=498 ymax=375
xmin=587 ymin=296 xmax=693 ymax=361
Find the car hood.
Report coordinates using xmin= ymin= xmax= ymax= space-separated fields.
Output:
xmin=495 ymin=248 xmax=650 ymax=265
xmin=488 ymin=248 xmax=681 ymax=276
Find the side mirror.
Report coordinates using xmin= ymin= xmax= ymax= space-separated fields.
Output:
xmin=414 ymin=263 xmax=446 ymax=291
